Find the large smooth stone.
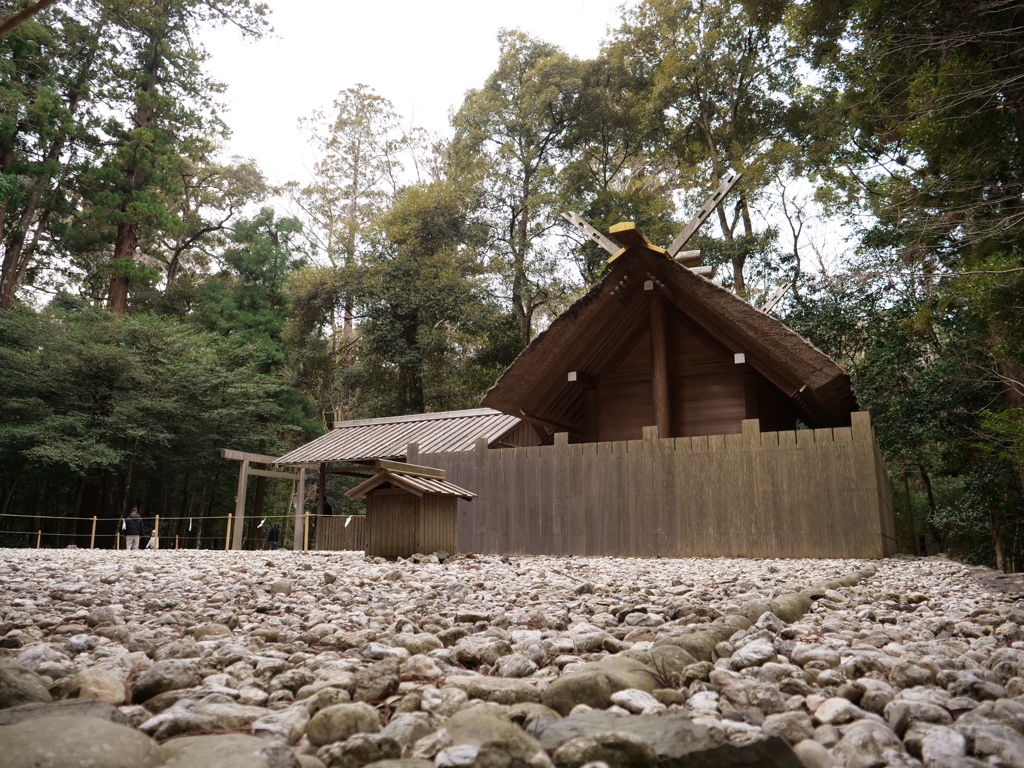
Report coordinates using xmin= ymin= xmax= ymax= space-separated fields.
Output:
xmin=162 ymin=733 xmax=300 ymax=768
xmin=535 ymin=711 xmax=803 ymax=768
xmin=131 ymin=659 xmax=200 ymax=703
xmin=770 ymin=594 xmax=812 ymax=624
xmin=0 ymin=659 xmax=52 ymax=709
xmin=0 ymin=715 xmax=163 ymax=768
xmin=307 ymin=702 xmax=381 ymax=747
xmin=52 ymin=667 xmax=126 ymax=705
xmin=466 ymin=677 xmax=541 ymax=705
xmin=552 ymin=731 xmax=659 ymax=768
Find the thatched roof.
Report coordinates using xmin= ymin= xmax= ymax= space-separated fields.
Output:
xmin=482 ymin=234 xmax=857 ymax=429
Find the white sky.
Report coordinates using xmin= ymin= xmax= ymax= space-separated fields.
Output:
xmin=201 ymin=0 xmax=631 ymax=188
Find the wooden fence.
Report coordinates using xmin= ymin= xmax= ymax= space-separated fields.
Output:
xmin=418 ymin=412 xmax=896 ymax=559
xmin=315 ymin=515 xmax=365 ymax=551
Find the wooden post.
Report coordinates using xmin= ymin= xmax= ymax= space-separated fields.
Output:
xmin=585 ymin=389 xmax=599 ymax=443
xmin=115 ymin=529 xmax=120 ymax=550
xmin=741 ymin=418 xmax=760 ymax=448
xmin=316 ymin=462 xmax=326 ymax=552
xmin=154 ymin=515 xmax=159 ymax=550
xmin=298 ymin=466 xmax=307 ymax=549
xmin=175 ymin=534 xmax=179 ymax=550
xmin=231 ymin=459 xmax=249 ymax=550
xmin=36 ymin=530 xmax=41 ymax=548
xmin=292 ymin=480 xmax=301 ymax=551
xmin=304 ymin=512 xmax=310 ymax=552
xmin=650 ymin=294 xmax=671 ymax=438
xmin=224 ymin=514 xmax=232 ymax=551
xmin=90 ymin=516 xmax=97 ymax=549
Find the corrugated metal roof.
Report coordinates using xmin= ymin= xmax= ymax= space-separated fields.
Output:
xmin=345 ymin=469 xmax=477 ymax=500
xmin=389 ymin=472 xmax=476 ymax=499
xmin=276 ymin=408 xmax=521 ymax=464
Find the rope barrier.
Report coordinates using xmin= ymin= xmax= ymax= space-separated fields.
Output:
xmin=0 ymin=512 xmax=239 ymax=521
xmin=0 ymin=511 xmax=361 ymax=551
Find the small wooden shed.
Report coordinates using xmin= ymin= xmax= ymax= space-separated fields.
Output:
xmin=346 ymin=460 xmax=475 ymax=559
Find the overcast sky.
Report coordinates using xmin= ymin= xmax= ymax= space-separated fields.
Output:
xmin=200 ymin=0 xmax=631 ymax=187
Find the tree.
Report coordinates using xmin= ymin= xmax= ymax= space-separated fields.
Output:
xmin=0 ymin=0 xmax=62 ymax=38
xmin=451 ymin=30 xmax=592 ymax=346
xmin=609 ymin=0 xmax=802 ymax=297
xmin=345 ymin=179 xmax=497 ymax=415
xmin=785 ymin=259 xmax=1020 ymax=567
xmin=0 ymin=2 xmax=106 ymax=310
xmin=79 ymin=0 xmax=269 ymax=315
xmin=559 ymin=53 xmax=680 ymax=285
xmin=157 ymin=156 xmax=268 ymax=292
xmin=292 ymin=85 xmax=406 ymax=346
xmin=289 ymin=85 xmax=409 ymax=420
xmin=193 ymin=207 xmax=304 ymax=371
xmin=0 ymin=301 xmax=314 ymax=542
xmin=792 ymin=0 xmax=1024 ymax=392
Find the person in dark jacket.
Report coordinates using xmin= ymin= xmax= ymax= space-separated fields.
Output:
xmin=124 ymin=507 xmax=144 ymax=551
xmin=268 ymin=523 xmax=280 ymax=551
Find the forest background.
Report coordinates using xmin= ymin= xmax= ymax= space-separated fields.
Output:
xmin=0 ymin=0 xmax=1022 ymax=566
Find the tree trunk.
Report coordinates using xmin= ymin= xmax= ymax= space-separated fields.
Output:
xmin=119 ymin=441 xmax=137 ymax=518
xmin=33 ymin=478 xmax=46 ymax=547
xmin=991 ymin=502 xmax=1005 ymax=572
xmin=918 ymin=464 xmax=942 ymax=550
xmin=107 ymin=9 xmax=164 ymax=315
xmin=901 ymin=466 xmax=919 ymax=554
xmin=0 ymin=469 xmax=21 ymax=519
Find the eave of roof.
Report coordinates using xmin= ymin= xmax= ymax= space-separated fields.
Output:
xmin=275 ymin=408 xmax=521 ymax=464
xmin=346 ymin=470 xmax=476 ymax=501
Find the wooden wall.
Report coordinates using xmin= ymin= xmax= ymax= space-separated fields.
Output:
xmin=362 ymin=490 xmax=459 ymax=558
xmin=417 ymin=495 xmax=459 ymax=555
xmin=588 ymin=301 xmax=799 ymax=442
xmin=419 ymin=412 xmax=896 ymax=560
xmin=315 ymin=515 xmax=365 ymax=551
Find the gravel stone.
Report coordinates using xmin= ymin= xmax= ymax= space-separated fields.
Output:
xmin=0 ymin=549 xmax=1018 ymax=768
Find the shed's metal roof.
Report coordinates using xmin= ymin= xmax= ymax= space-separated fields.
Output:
xmin=276 ymin=408 xmax=521 ymax=464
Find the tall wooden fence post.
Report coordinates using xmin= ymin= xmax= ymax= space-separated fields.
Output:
xmin=175 ymin=535 xmax=179 ymax=550
xmin=225 ymin=514 xmax=232 ymax=551
xmin=154 ymin=515 xmax=160 ymax=550
xmin=36 ymin=530 xmax=41 ymax=549
xmin=304 ymin=513 xmax=310 ymax=552
xmin=90 ymin=516 xmax=97 ymax=549
xmin=115 ymin=530 xmax=120 ymax=550
xmin=232 ymin=460 xmax=249 ymax=551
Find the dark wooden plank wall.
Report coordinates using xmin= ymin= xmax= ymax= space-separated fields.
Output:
xmin=366 ymin=492 xmax=419 ymax=558
xmin=315 ymin=516 xmax=365 ymax=551
xmin=592 ymin=305 xmax=797 ymax=442
xmin=497 ymin=421 xmax=546 ymax=448
xmin=420 ymin=412 xmax=897 ymax=559
xmin=418 ymin=496 xmax=460 ymax=554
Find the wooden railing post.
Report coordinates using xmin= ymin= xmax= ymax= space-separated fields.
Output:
xmin=90 ymin=516 xmax=97 ymax=549
xmin=304 ymin=513 xmax=310 ymax=552
xmin=224 ymin=514 xmax=232 ymax=551
xmin=36 ymin=530 xmax=41 ymax=549
xmin=154 ymin=515 xmax=159 ymax=550
xmin=115 ymin=529 xmax=120 ymax=550
xmin=175 ymin=534 xmax=179 ymax=550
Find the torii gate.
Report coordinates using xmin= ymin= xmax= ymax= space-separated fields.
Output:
xmin=219 ymin=449 xmax=317 ymax=551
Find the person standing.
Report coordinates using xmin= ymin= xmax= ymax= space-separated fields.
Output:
xmin=268 ymin=523 xmax=280 ymax=551
xmin=124 ymin=507 xmax=143 ymax=551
